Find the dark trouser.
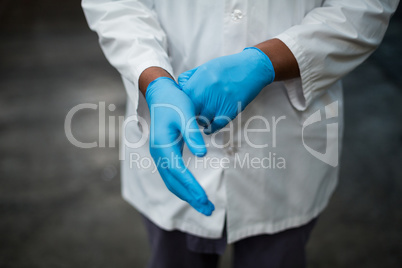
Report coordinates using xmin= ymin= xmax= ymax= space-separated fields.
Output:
xmin=142 ymin=216 xmax=317 ymax=268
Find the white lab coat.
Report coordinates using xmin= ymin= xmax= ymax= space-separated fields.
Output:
xmin=82 ymin=0 xmax=398 ymax=243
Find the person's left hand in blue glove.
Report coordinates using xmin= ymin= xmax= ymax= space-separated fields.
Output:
xmin=178 ymin=46 xmax=275 ymax=135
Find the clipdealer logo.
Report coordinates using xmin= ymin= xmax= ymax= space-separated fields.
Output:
xmin=64 ymin=101 xmax=339 ymax=167
xmin=302 ymin=101 xmax=339 ymax=167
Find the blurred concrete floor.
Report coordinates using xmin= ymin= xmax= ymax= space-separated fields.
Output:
xmin=0 ymin=1 xmax=401 ymax=267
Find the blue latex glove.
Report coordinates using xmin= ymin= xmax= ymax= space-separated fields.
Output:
xmin=178 ymin=47 xmax=275 ymax=134
xmin=145 ymin=77 xmax=215 ymax=216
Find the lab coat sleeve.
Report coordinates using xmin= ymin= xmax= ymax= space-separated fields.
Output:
xmin=275 ymin=0 xmax=399 ymax=111
xmin=81 ymin=0 xmax=173 ymax=105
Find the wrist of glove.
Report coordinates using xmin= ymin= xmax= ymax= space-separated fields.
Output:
xmin=242 ymin=46 xmax=275 ymax=85
xmin=178 ymin=47 xmax=275 ymax=134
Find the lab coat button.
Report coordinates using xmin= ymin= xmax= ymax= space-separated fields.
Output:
xmin=231 ymin=9 xmax=243 ymax=21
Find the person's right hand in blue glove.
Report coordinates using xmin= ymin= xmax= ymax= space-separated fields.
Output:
xmin=143 ymin=73 xmax=215 ymax=216
xmin=178 ymin=47 xmax=275 ymax=134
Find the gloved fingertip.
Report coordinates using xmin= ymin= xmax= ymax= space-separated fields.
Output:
xmin=178 ymin=67 xmax=198 ymax=87
xmin=194 ymin=147 xmax=207 ymax=157
xmin=202 ymin=210 xmax=213 ymax=216
xmin=187 ymin=138 xmax=207 ymax=157
xmin=203 ymin=128 xmax=211 ymax=135
xmin=191 ymin=199 xmax=215 ymax=216
xmin=178 ymin=75 xmax=192 ymax=89
xmin=177 ymin=78 xmax=186 ymax=89
xmin=201 ymin=201 xmax=215 ymax=216
xmin=203 ymin=128 xmax=216 ymax=135
xmin=197 ymin=117 xmax=209 ymax=128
